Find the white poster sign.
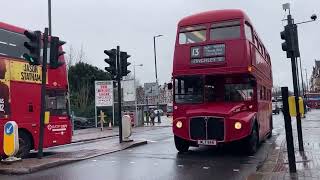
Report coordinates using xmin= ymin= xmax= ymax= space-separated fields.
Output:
xmin=122 ymin=80 xmax=135 ymax=102
xmin=95 ymin=81 xmax=113 ymax=107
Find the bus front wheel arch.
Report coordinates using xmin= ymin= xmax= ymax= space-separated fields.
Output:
xmin=244 ymin=120 xmax=259 ymax=155
xmin=174 ymin=135 xmax=189 ymax=153
xmin=17 ymin=129 xmax=34 ymax=158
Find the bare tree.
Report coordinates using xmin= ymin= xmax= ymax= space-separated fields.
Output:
xmin=66 ymin=45 xmax=74 ymax=70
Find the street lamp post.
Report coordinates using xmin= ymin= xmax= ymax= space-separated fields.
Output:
xmin=153 ymin=34 xmax=163 ymax=123
xmin=133 ymin=63 xmax=143 ymax=126
xmin=48 ymin=0 xmax=52 ymax=36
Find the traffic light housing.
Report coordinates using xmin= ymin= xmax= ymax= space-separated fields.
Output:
xmin=23 ymin=30 xmax=41 ymax=65
xmin=280 ymin=24 xmax=300 ymax=58
xmin=120 ymin=51 xmax=131 ymax=76
xmin=104 ymin=49 xmax=117 ymax=79
xmin=50 ymin=36 xmax=66 ymax=69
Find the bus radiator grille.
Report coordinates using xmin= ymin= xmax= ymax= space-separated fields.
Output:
xmin=207 ymin=117 xmax=224 ymax=141
xmin=190 ymin=117 xmax=206 ymax=140
xmin=189 ymin=117 xmax=224 ymax=141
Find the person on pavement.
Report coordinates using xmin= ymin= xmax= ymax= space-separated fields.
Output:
xmin=150 ymin=109 xmax=155 ymax=126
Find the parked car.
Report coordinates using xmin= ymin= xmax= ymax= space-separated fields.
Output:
xmin=154 ymin=109 xmax=164 ymax=116
xmin=272 ymin=100 xmax=280 ymax=114
xmin=73 ymin=116 xmax=95 ymax=129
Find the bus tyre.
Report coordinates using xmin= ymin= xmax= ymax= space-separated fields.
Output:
xmin=17 ymin=131 xmax=32 ymax=158
xmin=245 ymin=124 xmax=259 ymax=155
xmin=174 ymin=135 xmax=189 ymax=153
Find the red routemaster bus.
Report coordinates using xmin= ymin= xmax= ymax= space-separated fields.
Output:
xmin=0 ymin=22 xmax=72 ymax=158
xmin=171 ymin=10 xmax=273 ymax=154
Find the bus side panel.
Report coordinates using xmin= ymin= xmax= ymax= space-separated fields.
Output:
xmin=10 ymin=81 xmax=41 ymax=149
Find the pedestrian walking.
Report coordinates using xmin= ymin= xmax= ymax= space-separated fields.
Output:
xmin=150 ymin=109 xmax=155 ymax=126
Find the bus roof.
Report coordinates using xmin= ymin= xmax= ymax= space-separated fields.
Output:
xmin=178 ymin=9 xmax=251 ymax=27
xmin=0 ymin=22 xmax=25 ymax=34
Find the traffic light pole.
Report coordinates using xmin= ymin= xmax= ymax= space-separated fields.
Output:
xmin=287 ymin=14 xmax=304 ymax=152
xmin=38 ymin=28 xmax=49 ymax=159
xmin=116 ymin=46 xmax=123 ymax=143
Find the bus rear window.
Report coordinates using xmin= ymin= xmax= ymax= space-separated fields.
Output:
xmin=210 ymin=20 xmax=241 ymax=41
xmin=179 ymin=25 xmax=206 ymax=44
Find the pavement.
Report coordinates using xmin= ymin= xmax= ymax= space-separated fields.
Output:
xmin=247 ymin=109 xmax=320 ymax=180
xmin=73 ymin=115 xmax=172 ymax=143
xmin=0 ymin=114 xmax=283 ymax=180
xmin=0 ymin=116 xmax=172 ymax=175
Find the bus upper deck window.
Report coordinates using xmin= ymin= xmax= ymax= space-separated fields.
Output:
xmin=210 ymin=20 xmax=241 ymax=41
xmin=179 ymin=25 xmax=206 ymax=44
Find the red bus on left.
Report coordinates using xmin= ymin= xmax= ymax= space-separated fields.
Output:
xmin=0 ymin=22 xmax=72 ymax=158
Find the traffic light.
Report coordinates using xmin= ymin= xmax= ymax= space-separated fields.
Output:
xmin=23 ymin=30 xmax=41 ymax=65
xmin=120 ymin=51 xmax=131 ymax=76
xmin=280 ymin=24 xmax=300 ymax=58
xmin=280 ymin=25 xmax=293 ymax=58
xmin=50 ymin=36 xmax=66 ymax=69
xmin=104 ymin=49 xmax=117 ymax=79
xmin=291 ymin=24 xmax=300 ymax=58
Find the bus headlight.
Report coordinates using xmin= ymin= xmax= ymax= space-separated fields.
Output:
xmin=176 ymin=121 xmax=183 ymax=128
xmin=234 ymin=122 xmax=242 ymax=130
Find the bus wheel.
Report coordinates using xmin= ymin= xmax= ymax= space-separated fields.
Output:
xmin=17 ymin=131 xmax=32 ymax=158
xmin=174 ymin=135 xmax=189 ymax=153
xmin=245 ymin=124 xmax=259 ymax=155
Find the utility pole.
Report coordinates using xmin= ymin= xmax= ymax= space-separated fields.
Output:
xmin=299 ymin=58 xmax=305 ymax=97
xmin=305 ymin=69 xmax=309 ymax=94
xmin=153 ymin=35 xmax=162 ymax=123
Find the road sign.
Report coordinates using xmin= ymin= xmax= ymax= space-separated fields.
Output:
xmin=3 ymin=121 xmax=19 ymax=157
xmin=95 ymin=81 xmax=114 ymax=107
xmin=122 ymin=80 xmax=135 ymax=102
xmin=144 ymin=82 xmax=159 ymax=97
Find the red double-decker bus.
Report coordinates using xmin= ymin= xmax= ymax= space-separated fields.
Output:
xmin=171 ymin=10 xmax=273 ymax=154
xmin=0 ymin=22 xmax=72 ymax=158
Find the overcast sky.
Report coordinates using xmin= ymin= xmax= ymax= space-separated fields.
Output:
xmin=2 ymin=0 xmax=320 ymax=89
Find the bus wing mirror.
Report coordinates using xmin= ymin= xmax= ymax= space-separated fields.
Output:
xmin=168 ymin=83 xmax=173 ymax=90
xmin=250 ymin=80 xmax=256 ymax=87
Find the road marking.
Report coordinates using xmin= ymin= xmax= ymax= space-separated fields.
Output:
xmin=154 ymin=163 xmax=158 ymax=166
xmin=178 ymin=164 xmax=184 ymax=168
xmin=111 ymin=161 xmax=116 ymax=163
xmin=92 ymin=160 xmax=97 ymax=162
xmin=203 ymin=166 xmax=210 ymax=170
xmin=130 ymin=161 xmax=135 ymax=164
xmin=148 ymin=140 xmax=157 ymax=143
xmin=233 ymin=169 xmax=240 ymax=172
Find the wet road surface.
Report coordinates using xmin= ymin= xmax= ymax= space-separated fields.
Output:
xmin=1 ymin=114 xmax=284 ymax=180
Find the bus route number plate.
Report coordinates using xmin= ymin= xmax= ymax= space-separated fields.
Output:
xmin=197 ymin=140 xmax=217 ymax=145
